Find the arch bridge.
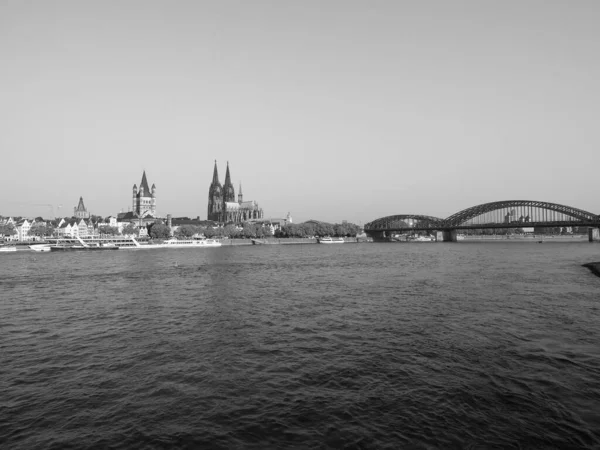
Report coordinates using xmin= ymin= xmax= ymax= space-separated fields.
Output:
xmin=365 ymin=200 xmax=600 ymax=242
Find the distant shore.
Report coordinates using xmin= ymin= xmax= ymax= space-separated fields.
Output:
xmin=220 ymin=237 xmax=370 ymax=245
xmin=5 ymin=236 xmax=372 ymax=249
xmin=461 ymin=234 xmax=589 ymax=242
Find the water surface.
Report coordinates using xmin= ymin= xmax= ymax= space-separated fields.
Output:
xmin=1 ymin=242 xmax=599 ymax=449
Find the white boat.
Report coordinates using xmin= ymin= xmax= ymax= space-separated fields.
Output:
xmin=318 ymin=237 xmax=345 ymax=244
xmin=413 ymin=236 xmax=434 ymax=242
xmin=30 ymin=244 xmax=51 ymax=252
xmin=0 ymin=245 xmax=17 ymax=252
xmin=119 ymin=237 xmax=222 ymax=249
xmin=159 ymin=238 xmax=222 ymax=248
xmin=41 ymin=236 xmax=222 ymax=250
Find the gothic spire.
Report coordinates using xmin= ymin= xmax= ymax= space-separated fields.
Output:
xmin=238 ymin=182 xmax=243 ymax=203
xmin=211 ymin=160 xmax=220 ymax=185
xmin=222 ymin=161 xmax=235 ymax=203
xmin=224 ymin=161 xmax=232 ymax=186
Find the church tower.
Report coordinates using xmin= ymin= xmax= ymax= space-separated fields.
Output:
xmin=207 ymin=161 xmax=223 ymax=221
xmin=238 ymin=182 xmax=243 ymax=204
xmin=222 ymin=162 xmax=236 ymax=203
xmin=133 ymin=171 xmax=156 ymax=216
xmin=74 ymin=197 xmax=90 ymax=219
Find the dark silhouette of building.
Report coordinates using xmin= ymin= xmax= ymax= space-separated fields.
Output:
xmin=207 ymin=161 xmax=264 ymax=223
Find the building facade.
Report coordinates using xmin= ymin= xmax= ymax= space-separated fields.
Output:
xmin=207 ymin=161 xmax=264 ymax=223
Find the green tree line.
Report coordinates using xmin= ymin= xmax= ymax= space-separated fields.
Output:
xmin=167 ymin=223 xmax=274 ymax=239
xmin=275 ymin=222 xmax=361 ymax=238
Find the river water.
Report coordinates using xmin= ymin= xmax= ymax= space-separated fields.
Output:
xmin=1 ymin=242 xmax=599 ymax=449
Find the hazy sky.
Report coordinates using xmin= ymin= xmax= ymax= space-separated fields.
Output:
xmin=1 ymin=1 xmax=599 ymax=224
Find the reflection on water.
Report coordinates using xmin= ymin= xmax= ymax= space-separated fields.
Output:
xmin=1 ymin=242 xmax=600 ymax=449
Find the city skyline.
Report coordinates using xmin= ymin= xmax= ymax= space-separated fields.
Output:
xmin=2 ymin=2 xmax=599 ymax=223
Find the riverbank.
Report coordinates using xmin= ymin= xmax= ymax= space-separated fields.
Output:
xmin=462 ymin=234 xmax=589 ymax=242
xmin=220 ymin=237 xmax=371 ymax=245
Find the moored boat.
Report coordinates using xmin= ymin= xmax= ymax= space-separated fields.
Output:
xmin=30 ymin=244 xmax=52 ymax=252
xmin=318 ymin=237 xmax=345 ymax=244
xmin=47 ymin=237 xmax=121 ymax=251
xmin=158 ymin=238 xmax=222 ymax=248
xmin=0 ymin=245 xmax=17 ymax=252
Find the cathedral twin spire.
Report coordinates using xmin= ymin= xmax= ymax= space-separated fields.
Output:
xmin=208 ymin=161 xmax=250 ymax=221
xmin=211 ymin=160 xmax=221 ymax=187
xmin=222 ymin=162 xmax=236 ymax=203
xmin=208 ymin=160 xmax=264 ymax=222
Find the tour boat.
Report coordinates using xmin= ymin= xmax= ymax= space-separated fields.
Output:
xmin=48 ymin=237 xmax=120 ymax=251
xmin=159 ymin=238 xmax=222 ymax=248
xmin=30 ymin=244 xmax=52 ymax=252
xmin=117 ymin=237 xmax=222 ymax=249
xmin=318 ymin=237 xmax=345 ymax=244
xmin=412 ymin=235 xmax=434 ymax=242
xmin=0 ymin=245 xmax=17 ymax=252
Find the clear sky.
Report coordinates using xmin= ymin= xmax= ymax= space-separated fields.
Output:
xmin=1 ymin=1 xmax=599 ymax=224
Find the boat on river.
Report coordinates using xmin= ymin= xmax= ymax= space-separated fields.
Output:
xmin=0 ymin=245 xmax=17 ymax=252
xmin=158 ymin=238 xmax=221 ymax=248
xmin=116 ymin=237 xmax=222 ymax=249
xmin=48 ymin=237 xmax=121 ymax=251
xmin=318 ymin=237 xmax=345 ymax=244
xmin=43 ymin=236 xmax=222 ymax=250
xmin=30 ymin=244 xmax=52 ymax=252
xmin=409 ymin=235 xmax=434 ymax=242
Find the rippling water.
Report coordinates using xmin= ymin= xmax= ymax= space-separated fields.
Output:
xmin=1 ymin=242 xmax=600 ymax=449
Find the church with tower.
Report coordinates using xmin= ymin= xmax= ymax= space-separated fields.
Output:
xmin=117 ymin=171 xmax=158 ymax=226
xmin=132 ymin=171 xmax=156 ymax=217
xmin=207 ymin=161 xmax=264 ymax=223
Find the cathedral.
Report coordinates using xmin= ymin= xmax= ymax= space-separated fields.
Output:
xmin=207 ymin=161 xmax=264 ymax=223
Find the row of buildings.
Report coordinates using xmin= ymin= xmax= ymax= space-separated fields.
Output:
xmin=0 ymin=216 xmax=123 ymax=241
xmin=2 ymin=163 xmax=292 ymax=240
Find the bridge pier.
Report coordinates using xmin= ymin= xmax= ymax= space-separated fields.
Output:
xmin=441 ymin=229 xmax=457 ymax=242
xmin=367 ymin=230 xmax=387 ymax=242
xmin=589 ymin=228 xmax=600 ymax=242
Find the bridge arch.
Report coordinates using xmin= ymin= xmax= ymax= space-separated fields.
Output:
xmin=365 ymin=214 xmax=444 ymax=231
xmin=443 ymin=200 xmax=598 ymax=227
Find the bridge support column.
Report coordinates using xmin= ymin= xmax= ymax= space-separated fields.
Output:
xmin=367 ymin=231 xmax=387 ymax=242
xmin=442 ymin=229 xmax=458 ymax=242
xmin=589 ymin=228 xmax=600 ymax=242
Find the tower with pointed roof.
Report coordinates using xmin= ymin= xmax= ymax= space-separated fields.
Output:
xmin=132 ymin=171 xmax=156 ymax=217
xmin=207 ymin=161 xmax=223 ymax=221
xmin=238 ymin=182 xmax=243 ymax=204
xmin=74 ymin=197 xmax=90 ymax=219
xmin=222 ymin=162 xmax=236 ymax=204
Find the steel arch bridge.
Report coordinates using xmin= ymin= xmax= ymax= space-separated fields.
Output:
xmin=365 ymin=214 xmax=445 ymax=231
xmin=444 ymin=200 xmax=598 ymax=227
xmin=364 ymin=200 xmax=600 ymax=238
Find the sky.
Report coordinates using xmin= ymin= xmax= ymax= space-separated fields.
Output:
xmin=1 ymin=0 xmax=599 ymax=224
